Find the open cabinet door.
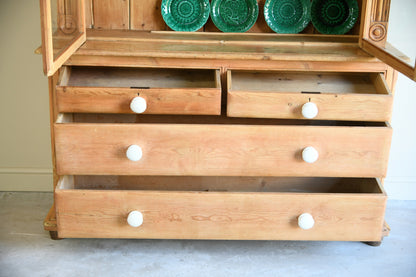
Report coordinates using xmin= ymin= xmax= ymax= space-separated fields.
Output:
xmin=360 ymin=0 xmax=416 ymax=81
xmin=40 ymin=0 xmax=86 ymax=76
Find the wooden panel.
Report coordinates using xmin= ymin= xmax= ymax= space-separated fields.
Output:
xmin=55 ymin=176 xmax=386 ymax=240
xmin=227 ymin=71 xmax=393 ymax=121
xmin=56 ymin=87 xmax=221 ymax=115
xmin=61 ymin=29 xmax=382 ymax=63
xmin=130 ymin=0 xmax=165 ymax=31
xmin=84 ymin=0 xmax=93 ymax=28
xmin=66 ymin=55 xmax=387 ymax=73
xmin=54 ymin=123 xmax=392 ymax=177
xmin=92 ymin=0 xmax=129 ymax=29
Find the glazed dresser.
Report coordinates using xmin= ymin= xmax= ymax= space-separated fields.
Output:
xmin=39 ymin=0 xmax=416 ymax=245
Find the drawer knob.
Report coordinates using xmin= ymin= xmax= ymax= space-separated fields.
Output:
xmin=302 ymin=102 xmax=318 ymax=119
xmin=127 ymin=211 xmax=143 ymax=227
xmin=126 ymin=145 xmax=143 ymax=161
xmin=298 ymin=213 xmax=315 ymax=230
xmin=302 ymin=146 xmax=319 ymax=163
xmin=130 ymin=96 xmax=147 ymax=113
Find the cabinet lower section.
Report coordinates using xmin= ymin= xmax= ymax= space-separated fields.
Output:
xmin=54 ymin=175 xmax=387 ymax=241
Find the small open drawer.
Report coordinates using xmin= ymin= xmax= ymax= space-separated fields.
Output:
xmin=55 ymin=175 xmax=387 ymax=241
xmin=56 ymin=66 xmax=221 ymax=115
xmin=227 ymin=71 xmax=393 ymax=121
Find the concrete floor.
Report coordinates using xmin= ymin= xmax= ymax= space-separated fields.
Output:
xmin=0 ymin=192 xmax=415 ymax=277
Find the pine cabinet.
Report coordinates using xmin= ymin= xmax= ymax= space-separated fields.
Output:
xmin=40 ymin=0 xmax=414 ymax=244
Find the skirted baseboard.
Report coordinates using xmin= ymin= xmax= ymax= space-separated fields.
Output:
xmin=0 ymin=168 xmax=53 ymax=192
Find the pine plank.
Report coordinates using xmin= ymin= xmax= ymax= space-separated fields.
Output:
xmin=92 ymin=0 xmax=129 ymax=30
xmin=227 ymin=71 xmax=393 ymax=121
xmin=54 ymin=122 xmax=392 ymax=177
xmin=55 ymin=176 xmax=386 ymax=240
xmin=56 ymin=87 xmax=221 ymax=115
xmin=130 ymin=0 xmax=165 ymax=31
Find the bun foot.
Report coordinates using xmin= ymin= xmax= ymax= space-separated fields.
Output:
xmin=49 ymin=231 xmax=63 ymax=240
xmin=363 ymin=240 xmax=382 ymax=247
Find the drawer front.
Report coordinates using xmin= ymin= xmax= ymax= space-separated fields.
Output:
xmin=54 ymin=123 xmax=392 ymax=177
xmin=55 ymin=176 xmax=386 ymax=241
xmin=227 ymin=71 xmax=393 ymax=121
xmin=56 ymin=87 xmax=221 ymax=115
xmin=56 ymin=67 xmax=221 ymax=115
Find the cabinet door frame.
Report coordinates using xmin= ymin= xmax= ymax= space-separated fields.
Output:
xmin=40 ymin=0 xmax=86 ymax=76
xmin=359 ymin=0 xmax=416 ymax=81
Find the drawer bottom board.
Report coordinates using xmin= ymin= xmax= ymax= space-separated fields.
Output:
xmin=55 ymin=176 xmax=386 ymax=241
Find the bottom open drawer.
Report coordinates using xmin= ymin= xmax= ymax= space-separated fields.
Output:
xmin=55 ymin=176 xmax=386 ymax=241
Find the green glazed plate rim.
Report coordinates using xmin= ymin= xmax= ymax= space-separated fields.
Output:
xmin=161 ymin=0 xmax=210 ymax=32
xmin=311 ymin=0 xmax=359 ymax=35
xmin=264 ymin=0 xmax=311 ymax=34
xmin=211 ymin=0 xmax=259 ymax=33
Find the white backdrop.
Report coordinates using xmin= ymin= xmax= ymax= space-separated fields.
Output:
xmin=384 ymin=0 xmax=416 ymax=200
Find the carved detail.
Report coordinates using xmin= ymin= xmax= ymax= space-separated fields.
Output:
xmin=369 ymin=23 xmax=386 ymax=42
xmin=365 ymin=0 xmax=391 ymax=46
xmin=371 ymin=0 xmax=390 ymax=22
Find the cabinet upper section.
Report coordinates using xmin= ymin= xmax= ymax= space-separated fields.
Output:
xmin=39 ymin=0 xmax=415 ymax=81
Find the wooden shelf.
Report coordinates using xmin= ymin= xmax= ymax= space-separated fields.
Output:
xmin=58 ymin=30 xmax=388 ymax=72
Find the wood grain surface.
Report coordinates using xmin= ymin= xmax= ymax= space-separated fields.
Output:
xmin=55 ymin=176 xmax=386 ymax=240
xmin=54 ymin=122 xmax=392 ymax=177
xmin=227 ymin=71 xmax=393 ymax=121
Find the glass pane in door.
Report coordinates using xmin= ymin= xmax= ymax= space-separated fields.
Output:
xmin=50 ymin=0 xmax=83 ymax=60
xmin=386 ymin=0 xmax=416 ymax=67
xmin=40 ymin=0 xmax=85 ymax=76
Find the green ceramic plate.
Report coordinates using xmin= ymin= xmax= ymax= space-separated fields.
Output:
xmin=161 ymin=0 xmax=210 ymax=32
xmin=211 ymin=0 xmax=259 ymax=33
xmin=311 ymin=0 xmax=359 ymax=35
xmin=264 ymin=0 xmax=311 ymax=34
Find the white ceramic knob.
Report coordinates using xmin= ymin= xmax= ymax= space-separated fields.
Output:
xmin=298 ymin=213 xmax=315 ymax=230
xmin=126 ymin=145 xmax=142 ymax=162
xmin=130 ymin=96 xmax=147 ymax=113
xmin=127 ymin=211 xmax=143 ymax=227
xmin=302 ymin=102 xmax=318 ymax=119
xmin=302 ymin=146 xmax=319 ymax=163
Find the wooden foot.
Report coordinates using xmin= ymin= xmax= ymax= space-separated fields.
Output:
xmin=363 ymin=221 xmax=389 ymax=246
xmin=363 ymin=240 xmax=382 ymax=247
xmin=49 ymin=231 xmax=63 ymax=240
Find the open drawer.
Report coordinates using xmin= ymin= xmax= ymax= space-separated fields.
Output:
xmin=55 ymin=175 xmax=387 ymax=241
xmin=56 ymin=67 xmax=221 ymax=115
xmin=227 ymin=71 xmax=393 ymax=121
xmin=54 ymin=115 xmax=392 ymax=177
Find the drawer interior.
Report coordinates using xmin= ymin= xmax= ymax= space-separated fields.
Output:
xmin=58 ymin=113 xmax=388 ymax=127
xmin=60 ymin=176 xmax=384 ymax=195
xmin=60 ymin=66 xmax=221 ymax=89
xmin=228 ymin=71 xmax=390 ymax=95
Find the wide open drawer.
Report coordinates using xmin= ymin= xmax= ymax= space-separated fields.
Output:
xmin=56 ymin=67 xmax=221 ymax=115
xmin=227 ymin=71 xmax=393 ymax=121
xmin=55 ymin=175 xmax=386 ymax=241
xmin=54 ymin=115 xmax=392 ymax=177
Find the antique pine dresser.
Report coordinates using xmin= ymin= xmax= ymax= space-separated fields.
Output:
xmin=38 ymin=0 xmax=416 ymax=245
